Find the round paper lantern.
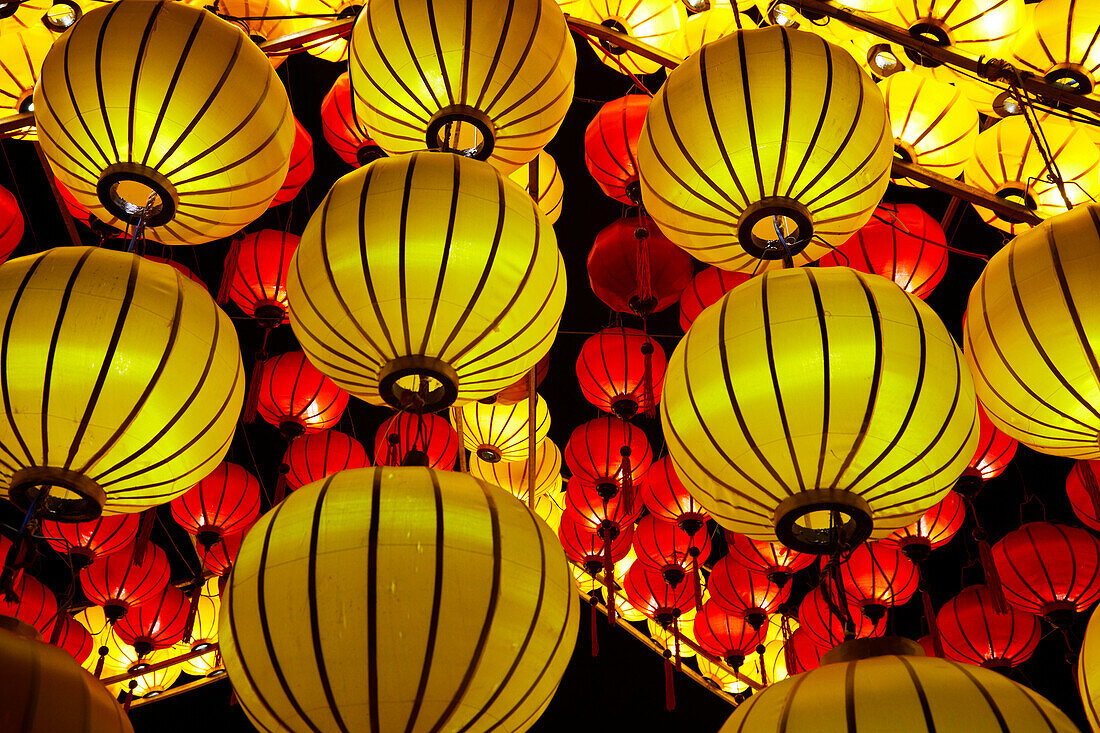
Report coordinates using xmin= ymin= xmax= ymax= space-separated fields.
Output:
xmin=724 ymin=532 xmax=815 ymax=588
xmin=692 ymin=599 xmax=764 ymax=668
xmin=957 ymin=404 xmax=1018 ymax=492
xmin=468 ymin=439 xmax=561 ymax=501
xmin=648 ymin=607 xmax=697 ymax=658
xmin=638 ymin=26 xmax=893 ymax=273
xmin=256 ymin=351 xmax=349 ymax=437
xmin=879 ymin=490 xmax=966 ymax=562
xmin=0 ymin=617 xmax=134 ymax=733
xmin=633 ymin=515 xmax=711 ymax=587
xmin=719 ymin=637 xmax=1078 ymax=732
xmin=706 ymin=556 xmax=790 ymax=629
xmin=459 ymin=396 xmax=550 ymax=464
xmin=839 ymin=543 xmax=919 ymax=621
xmin=784 ymin=627 xmax=823 ymax=674
xmin=80 ymin=544 xmax=171 ymax=621
xmin=0 ymin=247 xmax=244 ymax=520
xmin=39 ymin=514 xmax=140 ymax=570
xmin=587 ymin=216 xmax=694 ymax=318
xmin=2 ymin=574 xmax=57 ymax=635
xmin=577 ymin=327 xmax=667 ymax=419
xmin=937 ymin=585 xmax=1040 ymax=670
xmin=678 ymin=267 xmax=752 ymax=332
xmin=271 ymin=118 xmax=314 ymax=207
xmin=169 ymin=462 xmax=262 ymax=547
xmin=638 ymin=456 xmax=710 ymax=532
xmin=484 ymin=354 xmax=550 ymax=406
xmin=46 ymin=614 xmax=93 ymax=665
xmin=115 ymin=584 xmax=189 ymax=654
xmin=798 ymin=584 xmax=885 ymax=649
xmin=885 ymin=0 xmax=1025 ymax=70
xmin=533 ymin=491 xmax=565 ymax=534
xmin=320 ymin=72 xmax=385 ymax=168
xmin=0 ymin=29 xmax=50 ymax=138
xmin=202 ymin=531 xmax=244 ymax=578
xmin=667 ymin=5 xmax=750 ymax=60
xmin=564 ymin=417 xmax=653 ymax=498
xmin=1008 ymin=0 xmax=1100 ymax=95
xmin=624 ymin=563 xmax=697 ymax=628
xmin=227 ymin=230 xmax=300 ymax=327
xmin=662 ymin=267 xmax=978 ymax=552
xmin=559 ymin=514 xmax=634 ymax=576
xmin=1068 ymin=460 xmax=1100 ymax=533
xmin=0 ymin=184 xmax=24 ymax=263
xmin=283 ymin=430 xmax=370 ymax=491
xmin=817 ymin=204 xmax=949 ymax=300
xmin=103 ymin=642 xmax=182 ymax=698
xmin=564 ymin=479 xmax=642 ymax=533
xmin=964 ymin=203 xmax=1100 ymax=458
xmin=34 ymin=0 xmax=294 ymax=245
xmin=348 ymin=0 xmax=576 ymax=173
xmin=176 ymin=580 xmax=223 ymax=677
xmin=992 ymin=521 xmax=1100 ymax=624
xmin=205 ymin=0 xmax=304 ymax=56
xmin=1080 ymin=601 xmax=1100 ymax=731
xmin=579 ymin=0 xmax=685 ymax=76
xmin=373 ymin=412 xmax=458 ymax=470
xmin=508 ymin=152 xmax=563 ymax=224
xmin=583 ymin=95 xmax=650 ymax=205
xmin=220 ymin=467 xmax=578 ymax=733
xmin=287 ymin=152 xmax=566 ymax=412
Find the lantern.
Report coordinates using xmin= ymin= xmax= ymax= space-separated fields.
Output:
xmin=724 ymin=532 xmax=815 ymax=588
xmin=1080 ymin=602 xmax=1100 ymax=732
xmin=0 ymin=184 xmax=23 ymax=263
xmin=678 ymin=267 xmax=751 ymax=332
xmin=583 ymin=95 xmax=650 ymax=205
xmin=816 ymin=204 xmax=949 ymax=300
xmin=648 ymin=607 xmax=698 ymax=658
xmin=576 ymin=327 xmax=667 ymax=419
xmin=47 ymin=613 xmax=93 ymax=665
xmin=719 ymin=637 xmax=1077 ymax=732
xmin=255 ymin=351 xmax=349 ymax=437
xmin=573 ymin=547 xmax=639 ymax=594
xmin=458 ymin=396 xmax=550 ymax=464
xmin=485 ymin=354 xmax=549 ymax=406
xmin=587 ymin=216 xmax=694 ymax=318
xmin=706 ymin=556 xmax=790 ymax=630
xmin=203 ymin=0 xmax=304 ymax=55
xmin=784 ymin=627 xmax=823 ymax=674
xmin=662 ymin=267 xmax=978 ymax=553
xmin=1 ymin=574 xmax=57 ymax=635
xmin=695 ymin=655 xmax=753 ymax=694
xmin=508 ymin=152 xmax=564 ymax=224
xmin=957 ymin=405 xmax=1018 ymax=493
xmin=533 ymin=491 xmax=566 ymax=534
xmin=287 ymin=152 xmax=566 ymax=412
xmin=964 ymin=204 xmax=1100 ymax=457
xmin=564 ymin=417 xmax=653 ymax=500
xmin=638 ymin=456 xmax=710 ymax=533
xmin=762 ymin=613 xmax=798 ymax=645
xmin=320 ymin=72 xmax=385 ymax=168
xmin=468 ymin=439 xmax=562 ymax=501
xmin=202 ymin=531 xmax=243 ymax=578
xmin=638 ymin=27 xmax=893 ymax=273
xmin=1068 ymin=460 xmax=1100 ymax=533
xmin=838 ymin=543 xmax=919 ymax=622
xmin=692 ymin=600 xmax=764 ymax=668
xmin=667 ymin=5 xmax=751 ymax=60
xmin=227 ymin=231 xmax=300 ymax=327
xmin=80 ymin=544 xmax=171 ymax=621
xmin=798 ymin=585 xmax=885 ymax=649
xmin=286 ymin=0 xmax=359 ymax=62
xmin=992 ymin=521 xmax=1100 ymax=624
xmin=578 ymin=0 xmax=685 ymax=76
xmin=271 ymin=118 xmax=314 ymax=207
xmin=565 ymin=479 xmax=642 ymax=533
xmin=175 ymin=580 xmax=223 ymax=677
xmin=115 ymin=584 xmax=189 ymax=654
xmin=220 ymin=467 xmax=577 ymax=732
xmin=0 ymin=29 xmax=50 ymax=138
xmin=937 ymin=585 xmax=1040 ymax=670
xmin=374 ymin=412 xmax=458 ymax=470
xmin=965 ymin=115 xmax=1100 ymax=235
xmin=0 ymin=617 xmax=134 ymax=733
xmin=624 ymin=564 xmax=697 ymax=628
xmin=0 ymin=247 xmax=244 ymax=520
xmin=34 ymin=1 xmax=295 ymax=245
xmin=40 ymin=514 xmax=139 ymax=570
xmin=885 ymin=0 xmax=1025 ymax=71
xmin=283 ymin=430 xmax=370 ymax=491
xmin=633 ymin=515 xmax=712 ymax=587
xmin=879 ymin=491 xmax=966 ymax=562
xmin=102 ymin=641 xmax=182 ymax=698
xmin=348 ymin=0 xmax=576 ymax=173
xmin=1008 ymin=0 xmax=1100 ymax=96
xmin=169 ymin=462 xmax=262 ymax=548
xmin=559 ymin=514 xmax=634 ymax=577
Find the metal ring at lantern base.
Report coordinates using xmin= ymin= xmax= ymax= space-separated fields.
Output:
xmin=425 ymin=106 xmax=496 ymax=161
xmin=8 ymin=467 xmax=106 ymax=523
xmin=737 ymin=198 xmax=814 ymax=260
xmin=253 ymin=302 xmax=286 ymax=330
xmin=773 ymin=489 xmax=873 ymax=555
xmin=97 ymin=163 xmax=179 ymax=227
xmin=597 ymin=19 xmax=630 ymax=55
xmin=1044 ymin=65 xmax=1094 ymax=96
xmin=378 ymin=355 xmax=460 ymax=413
xmin=903 ymin=21 xmax=950 ymax=68
xmin=42 ymin=0 xmax=81 ymax=30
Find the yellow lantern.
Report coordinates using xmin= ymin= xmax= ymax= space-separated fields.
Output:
xmin=101 ymin=640 xmax=182 ymax=698
xmin=661 ymin=267 xmax=978 ymax=553
xmin=573 ymin=546 xmax=638 ymax=593
xmin=638 ymin=27 xmax=893 ymax=273
xmin=696 ymin=654 xmax=753 ymax=694
xmin=284 ymin=0 xmax=358 ymax=62
xmin=720 ymin=637 xmax=1077 ymax=731
xmin=964 ymin=114 xmax=1100 ymax=235
xmin=882 ymin=71 xmax=980 ymax=187
xmin=180 ymin=649 xmax=224 ymax=679
xmin=173 ymin=578 xmax=221 ymax=676
xmin=1080 ymin=602 xmax=1100 ymax=731
xmin=533 ymin=490 xmax=565 ymax=533
xmin=348 ymin=0 xmax=575 ymax=173
xmin=33 ymin=0 xmax=295 ymax=246
xmin=964 ymin=203 xmax=1100 ymax=459
xmin=508 ymin=152 xmax=564 ymax=225
xmin=286 ymin=152 xmax=567 ymax=413
xmin=667 ymin=5 xmax=752 ymax=61
xmin=220 ymin=467 xmax=577 ymax=732
xmin=0 ymin=616 xmax=133 ymax=732
xmin=459 ymin=396 xmax=551 ymax=464
xmin=576 ymin=0 xmax=685 ymax=76
xmin=196 ymin=0 xmax=306 ymax=66
xmin=0 ymin=247 xmax=244 ymax=520
xmin=762 ymin=614 xmax=798 ymax=645
xmin=648 ymin=607 xmax=697 ymax=658
xmin=1009 ymin=0 xmax=1100 ymax=96
xmin=884 ymin=0 xmax=1025 ymax=72
xmin=615 ymin=595 xmax=648 ymax=623
xmin=468 ymin=438 xmax=562 ymax=500
xmin=0 ymin=28 xmax=51 ymax=139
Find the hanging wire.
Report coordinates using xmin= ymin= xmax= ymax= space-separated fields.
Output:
xmin=1008 ymin=72 xmax=1074 ymax=211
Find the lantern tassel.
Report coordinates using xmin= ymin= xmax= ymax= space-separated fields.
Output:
xmin=124 ymin=681 xmax=137 ymax=711
xmin=692 ymin=553 xmax=703 ymax=615
xmin=759 ymin=647 xmax=768 ymax=687
xmin=664 ymin=652 xmax=676 ymax=711
xmin=921 ymin=586 xmax=944 ymax=657
xmin=274 ymin=461 xmax=290 ymax=505
xmin=216 ymin=238 xmax=241 ymax=305
xmin=94 ymin=646 xmax=108 ymax=678
xmin=242 ymin=351 xmax=266 ymax=424
xmin=590 ymin=598 xmax=600 ymax=657
xmin=641 ymin=339 xmax=656 ymax=418
xmin=603 ymin=529 xmax=616 ymax=624
xmin=182 ymin=582 xmax=203 ymax=643
xmin=620 ymin=447 xmax=634 ymax=516
xmin=130 ymin=509 xmax=157 ymax=567
xmin=976 ymin=530 xmax=1010 ymax=614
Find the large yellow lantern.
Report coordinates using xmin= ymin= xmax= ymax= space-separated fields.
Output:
xmin=348 ymin=0 xmax=575 ymax=173
xmin=33 ymin=0 xmax=295 ymax=245
xmin=198 ymin=0 xmax=306 ymax=65
xmin=884 ymin=0 xmax=1025 ymax=71
xmin=666 ymin=5 xmax=751 ymax=61
xmin=661 ymin=267 xmax=978 ymax=553
xmin=1080 ymin=602 xmax=1100 ymax=731
xmin=0 ymin=28 xmax=51 ymax=139
xmin=286 ymin=152 xmax=566 ymax=413
xmin=575 ymin=0 xmax=685 ymax=76
xmin=1009 ymin=0 xmax=1100 ymax=96
xmin=964 ymin=204 xmax=1100 ymax=459
xmin=638 ymin=27 xmax=893 ymax=273
xmin=459 ymin=396 xmax=551 ymax=464
xmin=468 ymin=438 xmax=562 ymax=500
xmin=220 ymin=467 xmax=578 ymax=733
xmin=0 ymin=247 xmax=244 ymax=521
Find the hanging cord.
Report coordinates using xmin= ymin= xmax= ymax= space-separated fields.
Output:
xmin=1009 ymin=72 xmax=1073 ymax=211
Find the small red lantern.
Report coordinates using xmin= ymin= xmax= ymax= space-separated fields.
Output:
xmin=706 ymin=556 xmax=791 ymax=630
xmin=283 ymin=430 xmax=370 ymax=491
xmin=374 ymin=412 xmax=458 ymax=469
xmin=558 ymin=514 xmax=634 ymax=577
xmin=1068 ymin=460 xmax=1100 ymax=532
xmin=564 ymin=417 xmax=653 ymax=502
xmin=115 ymin=584 xmax=190 ymax=655
xmin=47 ymin=614 xmax=93 ymax=664
xmin=576 ymin=326 xmax=666 ymax=419
xmin=693 ymin=599 xmax=765 ymax=669
xmin=565 ymin=479 xmax=642 ymax=533
xmin=624 ymin=563 xmax=697 ymax=628
xmin=817 ymin=203 xmax=949 ymax=300
xmin=1 ymin=574 xmax=57 ymax=635
xmin=957 ymin=405 xmax=1018 ymax=494
xmin=724 ymin=532 xmax=815 ymax=588
xmin=992 ymin=521 xmax=1100 ymax=625
xmin=228 ymin=230 xmax=300 ymax=328
xmin=678 ymin=267 xmax=752 ymax=332
xmin=638 ymin=456 xmax=710 ymax=534
xmin=587 ymin=216 xmax=694 ymax=318
xmin=170 ymin=462 xmax=262 ymax=548
xmin=878 ymin=491 xmax=966 ymax=562
xmin=39 ymin=514 xmax=140 ymax=570
xmin=0 ymin=184 xmax=24 ymax=263
xmin=202 ymin=531 xmax=244 ymax=578
xmin=270 ymin=117 xmax=314 ymax=207
xmin=54 ymin=177 xmax=92 ymax=224
xmin=80 ymin=543 xmax=171 ymax=621
xmin=321 ymin=72 xmax=384 ymax=167
xmin=785 ymin=627 xmax=824 ymax=673
xmin=256 ymin=351 xmax=349 ymax=437
xmin=485 ymin=354 xmax=549 ymax=406
xmin=633 ymin=515 xmax=712 ymax=587
xmin=584 ymin=94 xmax=650 ymax=205
xmin=839 ymin=543 xmax=919 ymax=622
xmin=798 ymin=584 xmax=885 ymax=649
xmin=937 ymin=585 xmax=1040 ymax=670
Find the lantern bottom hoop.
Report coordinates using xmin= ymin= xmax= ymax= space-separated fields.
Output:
xmin=426 ymin=106 xmax=496 ymax=161
xmin=737 ymin=198 xmax=813 ymax=261
xmin=1044 ymin=64 xmax=1094 ymax=96
xmin=8 ymin=466 xmax=106 ymax=523
xmin=820 ymin=635 xmax=924 ymax=666
xmin=773 ymin=489 xmax=872 ymax=555
xmin=97 ymin=162 xmax=178 ymax=227
xmin=378 ymin=355 xmax=460 ymax=413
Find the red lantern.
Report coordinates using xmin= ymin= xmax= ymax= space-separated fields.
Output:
xmin=0 ymin=184 xmax=24 ymax=263
xmin=374 ymin=412 xmax=459 ymax=469
xmin=39 ymin=514 xmax=140 ymax=570
xmin=724 ymin=532 xmax=815 ymax=588
xmin=817 ymin=203 xmax=949 ymax=300
xmin=115 ymin=584 xmax=190 ymax=654
xmin=624 ymin=563 xmax=697 ymax=628
xmin=1067 ymin=460 xmax=1100 ymax=532
xmin=565 ymin=479 xmax=642 ymax=533
xmin=1 ymin=574 xmax=57 ymax=635
xmin=256 ymin=351 xmax=349 ymax=436
xmin=486 ymin=354 xmax=549 ymax=406
xmin=638 ymin=456 xmax=710 ymax=533
xmin=228 ymin=230 xmax=301 ymax=328
xmin=202 ymin=531 xmax=244 ymax=578
xmin=878 ymin=491 xmax=966 ymax=562
xmin=270 ymin=117 xmax=314 ymax=206
xmin=584 ymin=94 xmax=650 ymax=205
xmin=992 ymin=522 xmax=1100 ymax=624
xmin=798 ymin=584 xmax=885 ymax=649
xmin=576 ymin=326 xmax=666 ymax=419
xmin=558 ymin=514 xmax=634 ymax=576
xmin=587 ymin=216 xmax=693 ymax=318
xmin=80 ymin=543 xmax=171 ymax=621
xmin=957 ymin=405 xmax=1018 ymax=493
xmin=53 ymin=177 xmax=92 ymax=224
xmin=633 ymin=515 xmax=711 ymax=587
xmin=706 ymin=556 xmax=791 ymax=630
xmin=142 ymin=255 xmax=207 ymax=288
xmin=937 ymin=585 xmax=1040 ymax=670
xmin=47 ymin=614 xmax=93 ymax=664
xmin=170 ymin=462 xmax=262 ymax=548
xmin=785 ymin=627 xmax=824 ymax=673
xmin=321 ymin=72 xmax=384 ymax=167
xmin=839 ymin=543 xmax=919 ymax=621
xmin=564 ymin=417 xmax=653 ymax=502
xmin=283 ymin=430 xmax=370 ymax=491
xmin=693 ymin=600 xmax=765 ymax=668
xmin=678 ymin=267 xmax=752 ymax=332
